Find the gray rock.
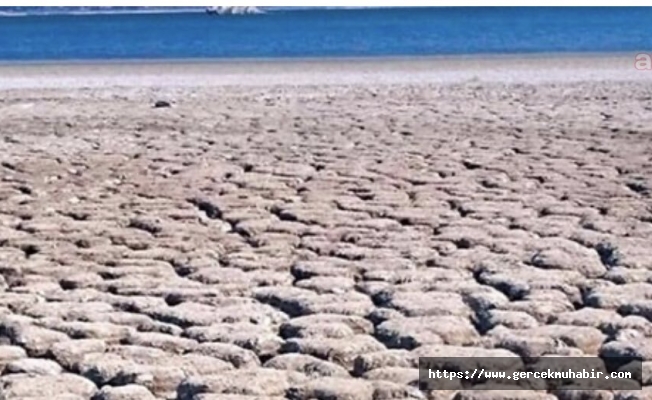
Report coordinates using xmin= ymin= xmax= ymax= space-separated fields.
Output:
xmin=475 ymin=309 xmax=539 ymax=332
xmin=362 ymin=367 xmax=419 ymax=385
xmin=0 ymin=373 xmax=98 ymax=398
xmin=92 ymin=384 xmax=156 ymax=400
xmin=376 ymin=316 xmax=478 ymax=349
xmin=281 ymin=335 xmax=385 ymax=370
xmin=280 ymin=314 xmax=374 ymax=338
xmin=0 ymin=345 xmax=27 ymax=368
xmin=123 ymin=331 xmax=197 ymax=354
xmin=2 ymin=322 xmax=70 ymax=357
xmin=353 ymin=350 xmax=417 ymax=376
xmin=529 ymin=243 xmax=606 ymax=278
xmin=50 ymin=339 xmax=107 ymax=370
xmin=375 ymin=290 xmax=472 ymax=317
xmin=286 ymin=377 xmax=375 ymax=400
xmin=190 ymin=342 xmax=261 ymax=368
xmin=184 ymin=323 xmax=283 ymax=359
xmin=453 ymin=391 xmax=556 ymax=400
xmin=263 ymin=353 xmax=350 ymax=378
xmin=5 ymin=357 xmax=63 ymax=375
xmin=599 ymin=338 xmax=652 ymax=361
xmin=176 ymin=370 xmax=308 ymax=399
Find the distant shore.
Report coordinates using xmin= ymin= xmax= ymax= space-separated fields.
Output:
xmin=0 ymin=53 xmax=649 ymax=90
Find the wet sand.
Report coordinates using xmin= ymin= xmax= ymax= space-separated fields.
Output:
xmin=0 ymin=53 xmax=648 ymax=88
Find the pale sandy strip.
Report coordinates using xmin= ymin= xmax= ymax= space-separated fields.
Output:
xmin=0 ymin=53 xmax=650 ymax=89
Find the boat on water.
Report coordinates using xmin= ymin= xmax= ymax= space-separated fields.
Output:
xmin=205 ymin=6 xmax=263 ymax=15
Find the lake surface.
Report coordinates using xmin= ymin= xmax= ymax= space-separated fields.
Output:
xmin=0 ymin=7 xmax=651 ymax=61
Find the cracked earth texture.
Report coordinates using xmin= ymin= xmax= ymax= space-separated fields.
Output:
xmin=0 ymin=80 xmax=651 ymax=400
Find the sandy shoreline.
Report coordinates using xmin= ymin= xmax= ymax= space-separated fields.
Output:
xmin=1 ymin=57 xmax=652 ymax=398
xmin=0 ymin=53 xmax=650 ymax=89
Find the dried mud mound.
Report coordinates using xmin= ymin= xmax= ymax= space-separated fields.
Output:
xmin=0 ymin=82 xmax=651 ymax=399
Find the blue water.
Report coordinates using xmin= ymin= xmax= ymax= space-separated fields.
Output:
xmin=0 ymin=7 xmax=651 ymax=61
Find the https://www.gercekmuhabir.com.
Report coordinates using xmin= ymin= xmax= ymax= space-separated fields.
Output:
xmin=427 ymin=368 xmax=633 ymax=381
xmin=418 ymin=357 xmax=643 ymax=391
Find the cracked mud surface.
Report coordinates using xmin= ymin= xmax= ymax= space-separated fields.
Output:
xmin=0 ymin=79 xmax=652 ymax=400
